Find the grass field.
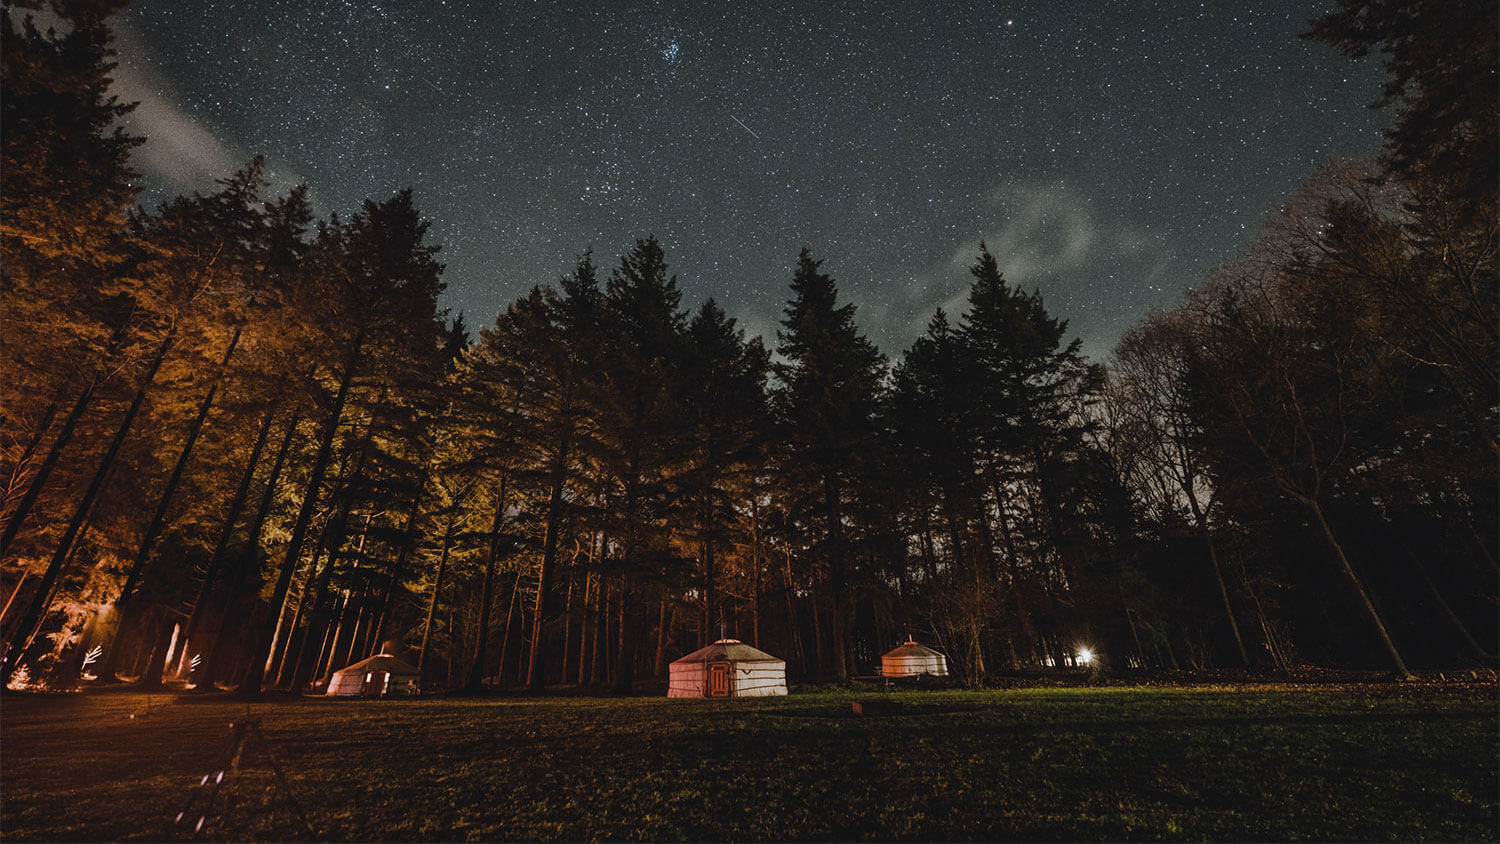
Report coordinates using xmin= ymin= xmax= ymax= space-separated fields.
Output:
xmin=2 ymin=682 xmax=1495 ymax=841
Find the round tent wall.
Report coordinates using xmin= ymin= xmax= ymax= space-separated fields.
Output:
xmin=326 ymin=653 xmax=421 ymax=698
xmin=668 ymin=638 xmax=787 ymax=698
xmin=880 ymin=640 xmax=949 ymax=678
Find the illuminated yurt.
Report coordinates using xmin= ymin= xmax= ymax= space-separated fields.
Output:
xmin=880 ymin=639 xmax=949 ymax=678
xmin=668 ymin=639 xmax=787 ymax=698
xmin=325 ymin=653 xmax=421 ymax=698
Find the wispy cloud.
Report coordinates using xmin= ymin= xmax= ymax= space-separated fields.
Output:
xmin=865 ymin=183 xmax=1172 ymax=356
xmin=109 ymin=23 xmax=306 ymax=202
xmin=110 ymin=24 xmax=243 ymax=193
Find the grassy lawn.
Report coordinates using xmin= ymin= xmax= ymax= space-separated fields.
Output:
xmin=1 ymin=683 xmax=1495 ymax=841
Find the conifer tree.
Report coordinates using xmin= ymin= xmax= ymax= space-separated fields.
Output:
xmin=773 ymin=249 xmax=885 ymax=678
xmin=1 ymin=0 xmax=140 ymax=562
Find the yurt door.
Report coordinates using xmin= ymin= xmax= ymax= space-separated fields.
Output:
xmin=708 ymin=662 xmax=731 ymax=697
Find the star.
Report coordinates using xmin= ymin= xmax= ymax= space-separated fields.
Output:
xmin=114 ymin=0 xmax=1388 ymax=358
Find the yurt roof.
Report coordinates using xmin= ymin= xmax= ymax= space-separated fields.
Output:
xmin=333 ymin=653 xmax=420 ymax=676
xmin=882 ymin=640 xmax=944 ymax=659
xmin=671 ymin=638 xmax=782 ymax=665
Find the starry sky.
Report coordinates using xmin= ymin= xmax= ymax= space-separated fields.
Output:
xmin=109 ymin=0 xmax=1387 ymax=358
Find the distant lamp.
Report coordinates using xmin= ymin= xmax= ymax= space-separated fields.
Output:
xmin=1077 ymin=647 xmax=1095 ymax=666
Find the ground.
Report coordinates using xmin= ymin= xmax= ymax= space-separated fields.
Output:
xmin=1 ymin=682 xmax=1495 ymax=841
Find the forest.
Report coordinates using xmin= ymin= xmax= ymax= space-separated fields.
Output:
xmin=1 ymin=0 xmax=1495 ymax=696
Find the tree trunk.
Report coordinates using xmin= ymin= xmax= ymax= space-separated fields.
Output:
xmin=702 ymin=536 xmax=715 ymax=645
xmin=4 ymin=328 xmax=175 ymax=676
xmin=1410 ymin=552 xmax=1492 ymax=660
xmin=590 ymin=579 xmax=606 ymax=685
xmin=134 ymin=618 xmax=180 ymax=691
xmin=561 ymin=574 xmax=575 ymax=683
xmin=823 ymin=474 xmax=848 ymax=680
xmin=417 ymin=507 xmax=459 ymax=686
xmin=526 ymin=450 xmax=567 ymax=692
xmin=1184 ymin=487 xmax=1249 ymax=666
xmin=576 ymin=566 xmax=594 ymax=686
xmin=370 ymin=473 xmax=428 ymax=654
xmin=0 ymin=315 xmax=133 ymax=559
xmin=1309 ymin=500 xmax=1412 ymax=679
xmin=179 ymin=407 xmax=277 ymax=682
xmin=238 ymin=336 xmax=362 ymax=695
xmin=193 ymin=413 xmax=299 ymax=690
xmin=468 ymin=473 xmax=510 ymax=692
xmin=100 ymin=327 xmax=243 ymax=682
xmin=750 ymin=502 xmax=763 ymax=648
xmin=498 ymin=573 xmax=521 ymax=685
xmin=654 ymin=597 xmax=668 ymax=677
xmin=612 ymin=580 xmax=634 ymax=693
xmin=285 ymin=436 xmax=375 ymax=693
xmin=782 ymin=548 xmax=805 ymax=675
xmin=0 ymin=373 xmax=99 ymax=557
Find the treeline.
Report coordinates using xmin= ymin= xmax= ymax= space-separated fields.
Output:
xmin=1 ymin=0 xmax=1493 ymax=692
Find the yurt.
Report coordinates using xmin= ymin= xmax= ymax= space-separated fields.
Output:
xmin=880 ymin=639 xmax=949 ymax=678
xmin=668 ymin=638 xmax=787 ymax=698
xmin=325 ymin=652 xmax=421 ymax=698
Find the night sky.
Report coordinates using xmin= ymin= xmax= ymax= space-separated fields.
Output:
xmin=110 ymin=0 xmax=1387 ymax=357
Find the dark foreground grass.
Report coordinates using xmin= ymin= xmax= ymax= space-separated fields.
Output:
xmin=1 ymin=684 xmax=1495 ymax=841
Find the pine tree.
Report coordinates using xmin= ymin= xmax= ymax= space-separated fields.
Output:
xmin=238 ymin=189 xmax=444 ymax=695
xmin=590 ymin=236 xmax=692 ymax=691
xmin=1 ymin=0 xmax=141 ymax=565
xmin=773 ymin=249 xmax=885 ymax=678
xmin=680 ymin=299 xmax=770 ymax=645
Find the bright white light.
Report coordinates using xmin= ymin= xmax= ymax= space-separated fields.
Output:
xmin=1077 ymin=647 xmax=1095 ymax=665
xmin=5 ymin=665 xmax=33 ymax=691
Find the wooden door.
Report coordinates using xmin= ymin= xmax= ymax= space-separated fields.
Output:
xmin=708 ymin=662 xmax=731 ymax=697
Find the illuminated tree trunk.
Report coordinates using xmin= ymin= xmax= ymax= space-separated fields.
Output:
xmin=238 ymin=337 xmax=361 ymax=696
xmin=653 ymin=597 xmax=668 ymax=677
xmin=291 ymin=507 xmax=372 ymax=693
xmin=417 ymin=506 xmax=458 ymax=685
xmin=98 ymin=326 xmax=242 ymax=683
xmin=133 ymin=615 xmax=180 ymax=691
xmin=195 ymin=414 xmax=298 ymax=689
xmin=4 ymin=329 xmax=174 ymax=677
xmin=270 ymin=551 xmax=322 ymax=689
xmin=179 ymin=407 xmax=278 ymax=683
xmin=560 ymin=575 xmax=575 ymax=682
xmin=278 ymin=439 xmax=367 ymax=690
xmin=612 ymin=580 xmax=634 ymax=693
xmin=526 ymin=451 xmax=566 ymax=692
xmin=574 ymin=572 xmax=592 ymax=686
xmin=497 ymin=572 xmax=521 ymax=685
xmin=590 ymin=580 xmax=606 ymax=685
xmin=0 ymin=324 xmax=126 ymax=559
xmin=468 ymin=472 xmax=509 ymax=692
xmin=0 ymin=397 xmax=85 ymax=558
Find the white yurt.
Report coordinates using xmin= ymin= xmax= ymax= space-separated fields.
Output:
xmin=668 ymin=638 xmax=787 ymax=698
xmin=325 ymin=652 xmax=421 ymax=698
xmin=880 ymin=639 xmax=949 ymax=678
